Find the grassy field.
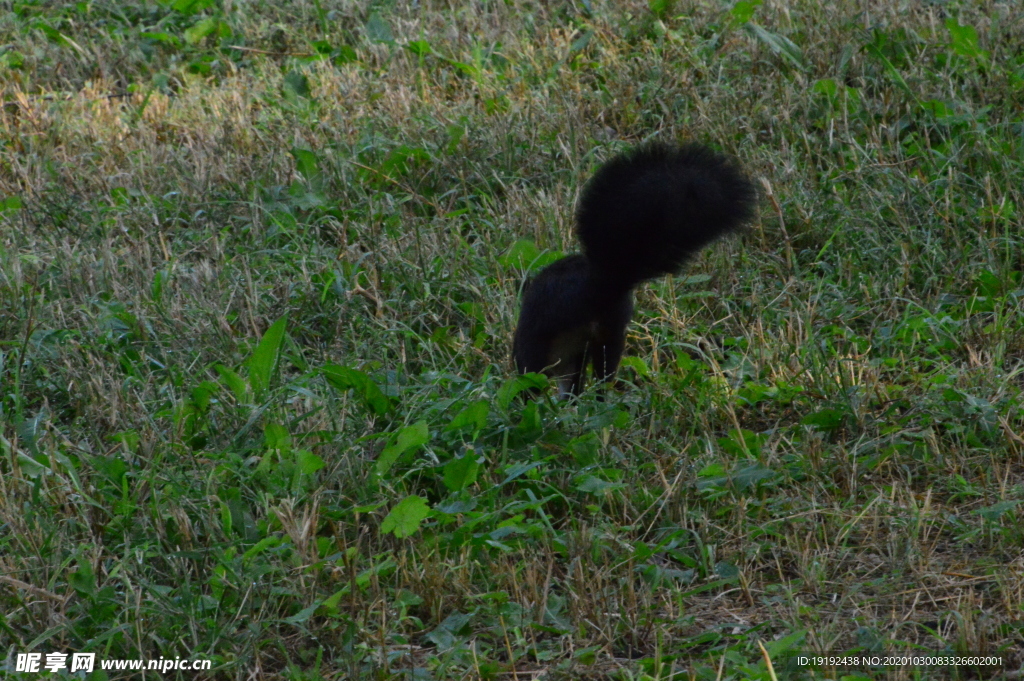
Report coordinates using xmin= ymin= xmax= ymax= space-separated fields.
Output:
xmin=2 ymin=0 xmax=1024 ymax=679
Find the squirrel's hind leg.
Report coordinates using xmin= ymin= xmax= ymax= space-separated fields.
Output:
xmin=588 ymin=295 xmax=633 ymax=393
xmin=547 ymin=327 xmax=592 ymax=397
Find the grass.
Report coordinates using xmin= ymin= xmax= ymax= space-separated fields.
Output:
xmin=1 ymin=0 xmax=1023 ymax=679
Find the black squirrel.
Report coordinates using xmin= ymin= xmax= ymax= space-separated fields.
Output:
xmin=512 ymin=142 xmax=757 ymax=396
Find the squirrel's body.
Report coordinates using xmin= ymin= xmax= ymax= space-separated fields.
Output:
xmin=512 ymin=142 xmax=756 ymax=395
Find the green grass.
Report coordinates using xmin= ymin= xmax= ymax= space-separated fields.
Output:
xmin=2 ymin=0 xmax=1023 ymax=679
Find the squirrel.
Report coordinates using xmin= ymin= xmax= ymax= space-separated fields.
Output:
xmin=512 ymin=141 xmax=757 ymax=396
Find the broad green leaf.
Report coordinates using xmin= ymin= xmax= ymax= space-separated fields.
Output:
xmin=247 ymin=316 xmax=287 ymax=397
xmin=215 ymin=364 xmax=248 ymax=401
xmin=321 ymin=364 xmax=390 ymax=415
xmin=801 ymin=408 xmax=847 ymax=432
xmin=729 ymin=0 xmax=761 ymax=24
xmin=764 ymin=628 xmax=806 ymax=655
xmin=813 ymin=78 xmax=838 ymax=98
xmin=500 ymin=460 xmax=543 ymax=485
xmin=291 ymin=147 xmax=321 ymax=184
xmin=242 ymin=536 xmax=281 ymax=562
xmin=443 ymin=452 xmax=479 ymax=492
xmin=184 ymin=17 xmax=217 ymax=45
xmin=619 ymin=356 xmax=649 ymax=378
xmin=69 ymin=561 xmax=96 ymax=597
xmin=297 ymin=450 xmax=325 ymax=475
xmin=264 ymin=422 xmax=291 ymax=452
xmin=141 ymin=31 xmax=182 ymax=47
xmin=173 ymin=0 xmax=215 ymax=15
xmin=365 ymin=12 xmax=393 ymax=44
xmin=283 ymin=70 xmax=311 ymax=99
xmin=499 ymin=239 xmax=563 ymax=272
xmin=499 ymin=239 xmax=540 ymax=269
xmin=496 ymin=373 xmax=547 ymax=409
xmin=567 ymin=432 xmax=600 ymax=466
xmin=946 ymin=19 xmax=988 ymax=61
xmin=446 ymin=400 xmax=489 ymax=432
xmin=714 ymin=561 xmax=740 ymax=580
xmin=576 ymin=475 xmax=622 ymax=494
xmin=405 ymin=40 xmax=432 ymax=56
xmin=285 ymin=602 xmax=320 ymax=625
xmin=697 ymin=462 xmax=726 ymax=477
xmin=376 ymin=421 xmax=429 ymax=477
xmin=648 ymin=0 xmax=673 ymax=20
xmin=976 ymin=500 xmax=1019 ymax=521
xmin=381 ymin=495 xmax=430 ymax=538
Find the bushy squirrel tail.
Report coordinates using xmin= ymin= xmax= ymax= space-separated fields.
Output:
xmin=575 ymin=142 xmax=757 ymax=290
